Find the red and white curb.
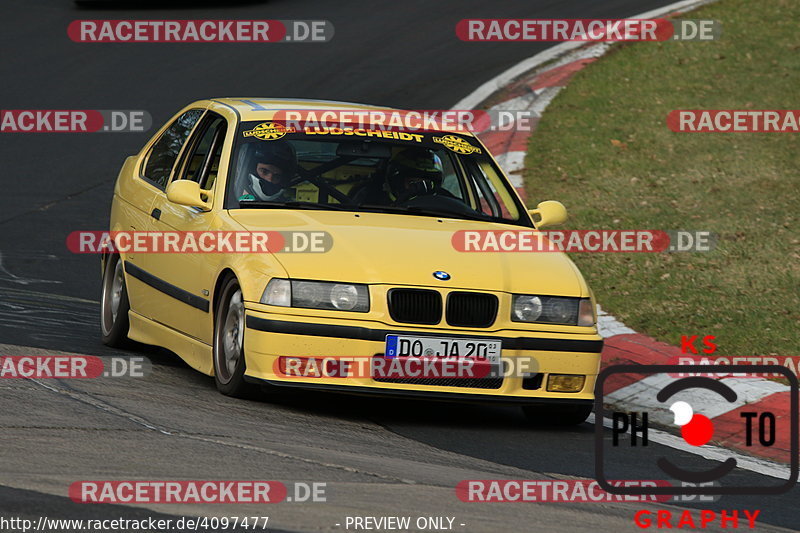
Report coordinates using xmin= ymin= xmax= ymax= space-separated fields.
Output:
xmin=464 ymin=43 xmax=613 ymax=196
xmin=456 ymin=0 xmax=795 ymax=466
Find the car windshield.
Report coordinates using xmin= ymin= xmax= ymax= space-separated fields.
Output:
xmin=225 ymin=121 xmax=530 ymax=226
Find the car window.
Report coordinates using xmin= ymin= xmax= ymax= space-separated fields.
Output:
xmin=174 ymin=114 xmax=227 ymax=192
xmin=437 ymin=151 xmax=465 ymax=200
xmin=462 ymin=156 xmax=503 ymax=217
xmin=225 ymin=122 xmax=528 ymax=226
xmin=142 ymin=109 xmax=204 ymax=189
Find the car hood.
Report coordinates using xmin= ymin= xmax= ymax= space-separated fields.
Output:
xmin=228 ymin=210 xmax=587 ymax=296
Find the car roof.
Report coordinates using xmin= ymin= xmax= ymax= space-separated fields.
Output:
xmin=208 ymin=97 xmax=477 ymax=137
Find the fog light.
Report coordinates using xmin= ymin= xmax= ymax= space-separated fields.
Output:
xmin=547 ymin=374 xmax=585 ymax=393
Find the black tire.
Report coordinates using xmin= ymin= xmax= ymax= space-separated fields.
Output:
xmin=213 ymin=276 xmax=254 ymax=397
xmin=522 ymin=403 xmax=593 ymax=426
xmin=100 ymin=254 xmax=131 ymax=347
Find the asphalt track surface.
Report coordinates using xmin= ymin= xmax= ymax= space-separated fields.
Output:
xmin=1 ymin=1 xmax=798 ymax=531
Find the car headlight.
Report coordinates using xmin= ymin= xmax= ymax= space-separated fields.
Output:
xmin=511 ymin=295 xmax=594 ymax=326
xmin=261 ymin=279 xmax=369 ymax=312
xmin=512 ymin=295 xmax=543 ymax=322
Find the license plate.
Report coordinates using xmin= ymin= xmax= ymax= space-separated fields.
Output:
xmin=385 ymin=335 xmax=502 ymax=362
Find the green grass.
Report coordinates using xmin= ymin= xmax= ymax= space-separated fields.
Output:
xmin=524 ymin=0 xmax=800 ymax=356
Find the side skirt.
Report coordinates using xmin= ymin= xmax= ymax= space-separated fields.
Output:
xmin=128 ymin=310 xmax=214 ymax=376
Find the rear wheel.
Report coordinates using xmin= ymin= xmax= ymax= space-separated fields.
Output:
xmin=213 ymin=276 xmax=253 ymax=397
xmin=101 ymin=254 xmax=130 ymax=347
xmin=522 ymin=403 xmax=592 ymax=426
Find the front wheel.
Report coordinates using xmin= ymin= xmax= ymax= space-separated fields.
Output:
xmin=522 ymin=403 xmax=592 ymax=426
xmin=101 ymin=254 xmax=130 ymax=347
xmin=213 ymin=276 xmax=253 ymax=397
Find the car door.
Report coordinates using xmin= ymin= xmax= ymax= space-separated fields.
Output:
xmin=124 ymin=107 xmax=205 ymax=321
xmin=139 ymin=112 xmax=229 ymax=343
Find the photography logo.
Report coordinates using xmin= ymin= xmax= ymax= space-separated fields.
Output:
xmin=594 ymin=365 xmax=798 ymax=495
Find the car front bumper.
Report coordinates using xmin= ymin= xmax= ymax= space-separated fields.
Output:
xmin=242 ymin=309 xmax=602 ymax=404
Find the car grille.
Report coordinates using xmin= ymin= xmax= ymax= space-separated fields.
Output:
xmin=387 ymin=289 xmax=442 ymax=325
xmin=373 ymin=375 xmax=504 ymax=389
xmin=387 ymin=289 xmax=499 ymax=328
xmin=446 ymin=292 xmax=498 ymax=328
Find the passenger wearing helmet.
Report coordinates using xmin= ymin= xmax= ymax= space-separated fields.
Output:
xmin=239 ymin=141 xmax=297 ymax=202
xmin=386 ymin=148 xmax=445 ymax=203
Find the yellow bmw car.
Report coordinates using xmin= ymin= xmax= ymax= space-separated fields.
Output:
xmin=101 ymin=98 xmax=602 ymax=425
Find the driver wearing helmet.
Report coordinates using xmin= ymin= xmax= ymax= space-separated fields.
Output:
xmin=386 ymin=148 xmax=444 ymax=203
xmin=239 ymin=141 xmax=297 ymax=202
